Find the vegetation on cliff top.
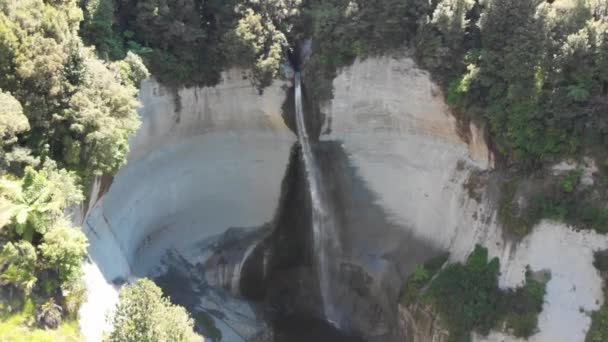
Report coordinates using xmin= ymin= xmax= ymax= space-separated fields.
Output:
xmin=401 ymin=245 xmax=549 ymax=342
xmin=77 ymin=0 xmax=608 ymax=168
xmin=80 ymin=0 xmax=301 ymax=88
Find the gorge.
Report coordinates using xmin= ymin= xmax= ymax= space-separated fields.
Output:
xmin=1 ymin=1 xmax=607 ymax=341
xmin=76 ymin=53 xmax=608 ymax=342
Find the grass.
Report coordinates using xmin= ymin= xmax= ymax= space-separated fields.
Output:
xmin=0 ymin=298 xmax=82 ymax=342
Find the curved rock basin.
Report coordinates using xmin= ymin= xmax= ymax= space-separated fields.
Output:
xmin=79 ymin=56 xmax=608 ymax=342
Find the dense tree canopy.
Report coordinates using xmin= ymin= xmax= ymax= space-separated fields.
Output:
xmin=0 ymin=0 xmax=147 ymax=334
xmin=80 ymin=0 xmax=300 ymax=87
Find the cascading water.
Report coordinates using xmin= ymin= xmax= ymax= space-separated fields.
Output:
xmin=293 ymin=73 xmax=341 ymax=328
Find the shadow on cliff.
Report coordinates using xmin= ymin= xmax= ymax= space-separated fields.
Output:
xmin=152 ymin=140 xmax=442 ymax=342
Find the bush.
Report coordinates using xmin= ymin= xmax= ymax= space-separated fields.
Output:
xmin=106 ymin=279 xmax=200 ymax=342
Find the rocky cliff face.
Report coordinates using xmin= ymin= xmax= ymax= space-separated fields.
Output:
xmin=79 ymin=55 xmax=607 ymax=342
xmin=79 ymin=70 xmax=294 ymax=341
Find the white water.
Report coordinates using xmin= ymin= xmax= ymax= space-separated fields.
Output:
xmin=230 ymin=240 xmax=259 ymax=295
xmin=294 ymin=73 xmax=340 ymax=327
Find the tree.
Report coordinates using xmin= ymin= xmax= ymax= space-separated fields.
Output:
xmin=63 ymin=50 xmax=141 ymax=177
xmin=0 ymin=90 xmax=28 ymax=146
xmin=106 ymin=279 xmax=201 ymax=342
xmin=232 ymin=8 xmax=288 ymax=88
xmin=39 ymin=222 xmax=88 ymax=285
xmin=81 ymin=0 xmax=125 ymax=59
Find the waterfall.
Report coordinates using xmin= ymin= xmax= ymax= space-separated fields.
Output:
xmin=294 ymin=73 xmax=340 ymax=327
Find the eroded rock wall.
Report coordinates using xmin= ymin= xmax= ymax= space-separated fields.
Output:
xmin=79 ymin=55 xmax=608 ymax=342
xmin=80 ymin=71 xmax=294 ymax=341
xmin=322 ymin=54 xmax=608 ymax=342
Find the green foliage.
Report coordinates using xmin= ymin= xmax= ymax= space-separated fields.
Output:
xmin=427 ymin=245 xmax=502 ymax=341
xmin=502 ymin=270 xmax=550 ymax=338
xmin=400 ymin=254 xmax=449 ymax=306
xmin=0 ymin=90 xmax=28 ymax=146
xmin=63 ymin=50 xmax=141 ymax=177
xmin=110 ymin=52 xmax=150 ymax=89
xmin=0 ymin=166 xmax=83 ymax=240
xmin=106 ymin=279 xmax=200 ymax=342
xmin=586 ymin=250 xmax=608 ymax=342
xmin=300 ymin=0 xmax=431 ymax=102
xmin=593 ymin=250 xmax=608 ymax=273
xmin=587 ymin=305 xmax=608 ymax=342
xmin=100 ymin=0 xmax=300 ymax=87
xmin=38 ymin=223 xmax=88 ymax=285
xmin=497 ymin=167 xmax=608 ymax=236
xmin=560 ymin=169 xmax=583 ymax=193
xmin=0 ymin=241 xmax=37 ymax=293
xmin=0 ymin=0 xmax=145 ymax=180
xmin=0 ymin=300 xmax=82 ymax=342
xmin=232 ymin=7 xmax=289 ymax=88
xmin=402 ymin=246 xmax=549 ymax=342
xmin=81 ymin=0 xmax=125 ymax=60
xmin=61 ymin=279 xmax=86 ymax=320
xmin=295 ymin=0 xmax=608 ymax=165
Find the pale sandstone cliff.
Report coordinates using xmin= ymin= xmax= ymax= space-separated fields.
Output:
xmin=78 ymin=56 xmax=607 ymax=342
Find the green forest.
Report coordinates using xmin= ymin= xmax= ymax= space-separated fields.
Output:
xmin=0 ymin=0 xmax=607 ymax=341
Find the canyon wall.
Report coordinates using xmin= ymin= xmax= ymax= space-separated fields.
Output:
xmin=79 ymin=55 xmax=608 ymax=342
xmin=321 ymin=55 xmax=607 ymax=342
xmin=79 ymin=70 xmax=294 ymax=341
